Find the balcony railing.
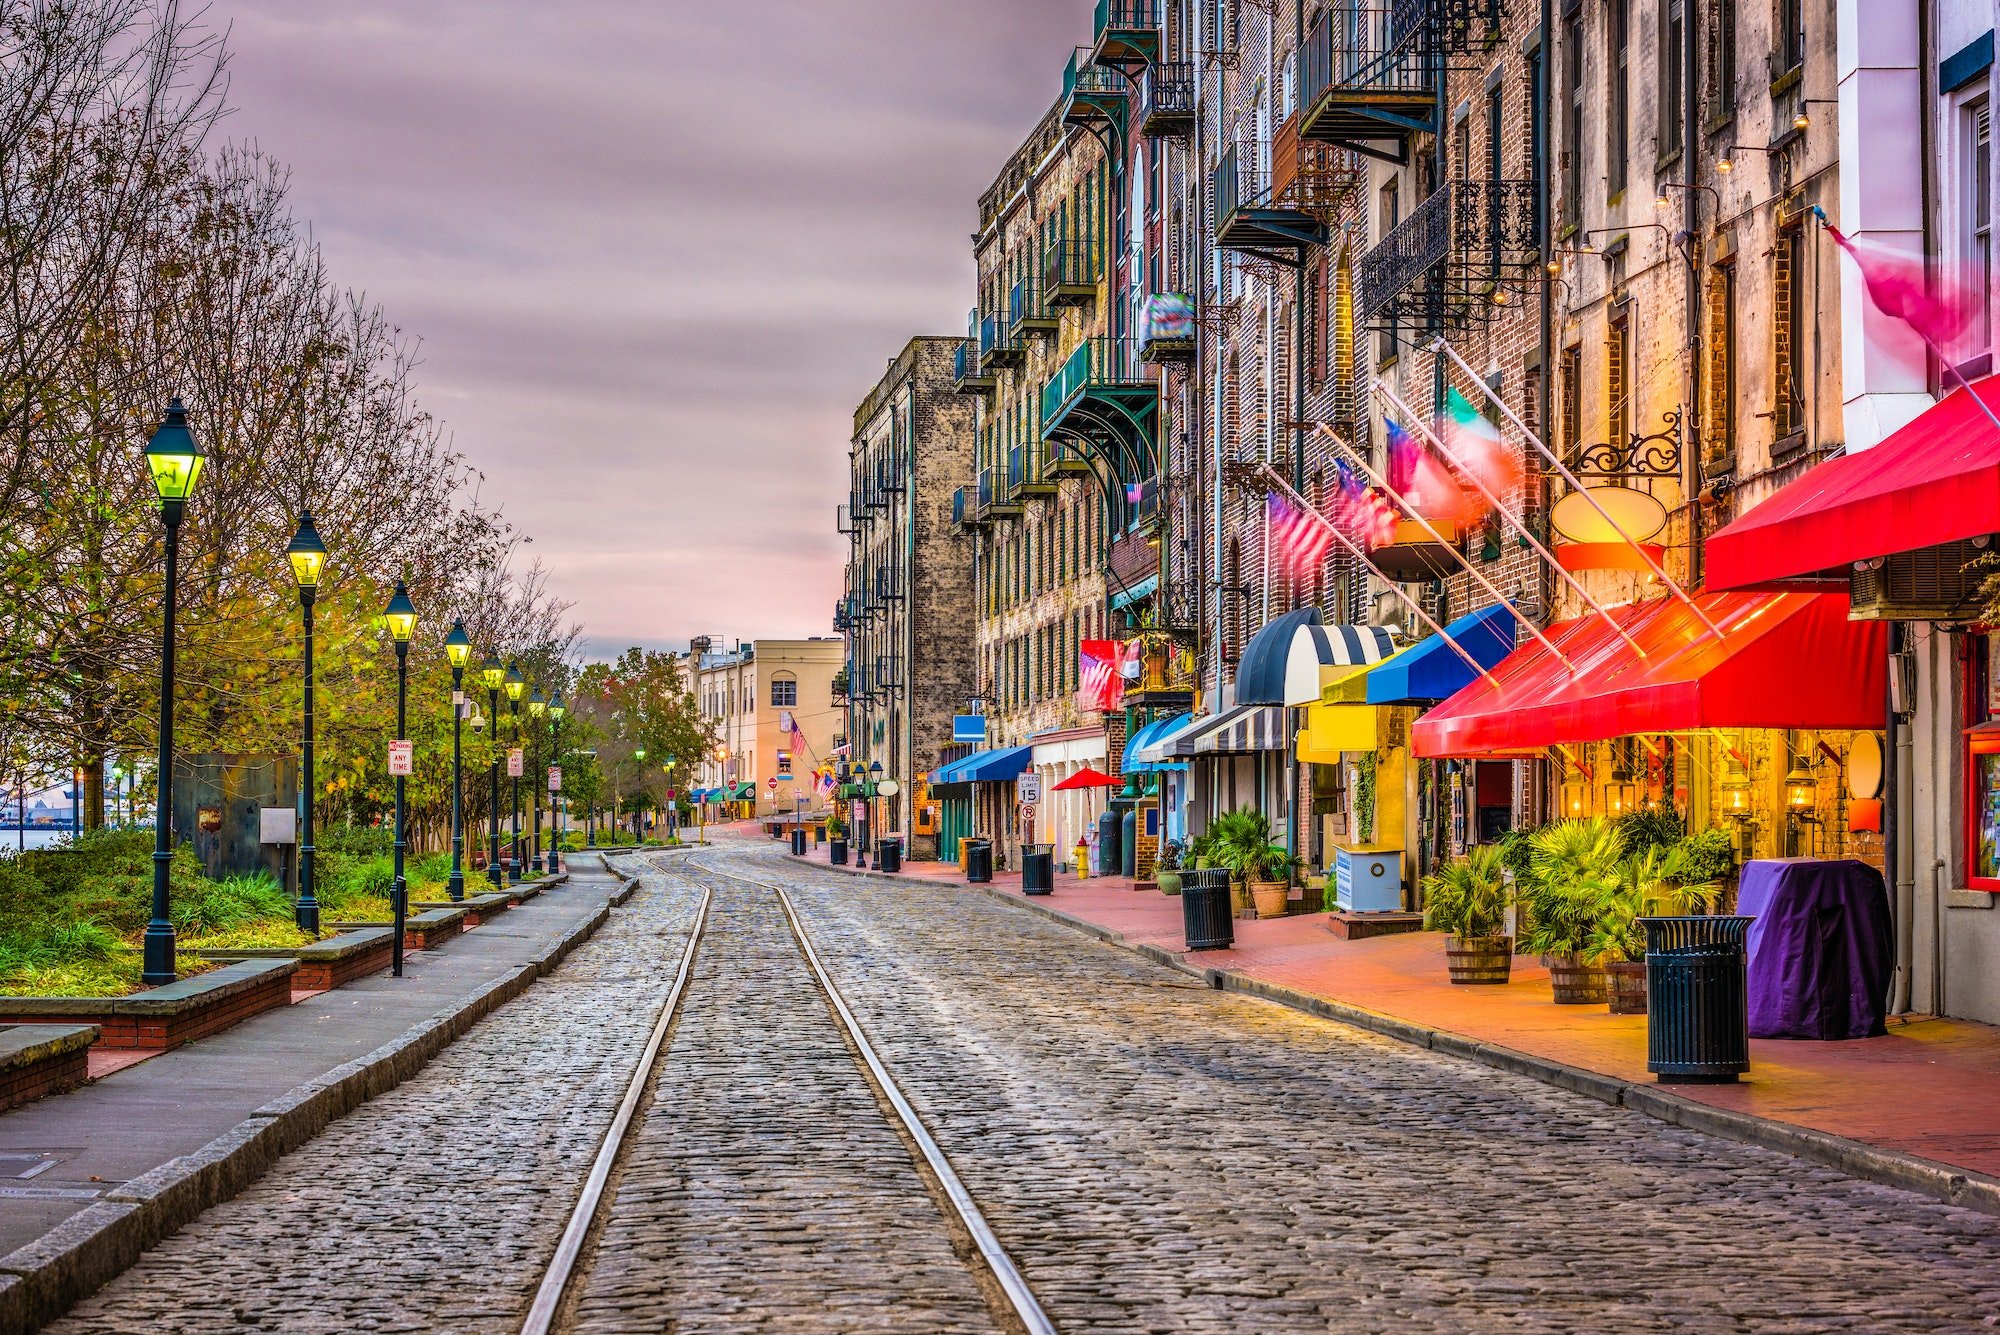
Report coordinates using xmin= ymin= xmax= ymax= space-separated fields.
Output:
xmin=1042 ymin=336 xmax=1152 ymax=432
xmin=874 ymin=653 xmax=904 ymax=691
xmin=875 ymin=567 xmax=903 ymax=602
xmin=952 ymin=486 xmax=971 ymax=526
xmin=1356 ymin=179 xmax=1537 ymax=325
xmin=1299 ymin=3 xmax=1437 ymax=150
xmin=836 ymin=503 xmax=854 ymax=535
xmin=1061 ymin=47 xmax=1127 ymax=128
xmin=1138 ymin=61 xmax=1195 ymax=137
xmin=1043 ymin=237 xmax=1102 ymax=306
xmin=951 ymin=338 xmax=992 ymax=394
xmin=1092 ymin=0 xmax=1160 ymax=67
xmin=876 ymin=454 xmax=905 ymax=493
xmin=1008 ymin=275 xmax=1057 ymax=336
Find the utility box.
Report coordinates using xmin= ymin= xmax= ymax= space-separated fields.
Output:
xmin=1333 ymin=847 xmax=1404 ymax=913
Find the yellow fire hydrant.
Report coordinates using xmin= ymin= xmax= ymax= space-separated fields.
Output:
xmin=1074 ymin=838 xmax=1090 ymax=878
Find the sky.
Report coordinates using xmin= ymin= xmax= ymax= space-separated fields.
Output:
xmin=216 ymin=0 xmax=1086 ymax=659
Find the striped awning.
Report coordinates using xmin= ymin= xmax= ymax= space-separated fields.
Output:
xmin=1122 ymin=714 xmax=1192 ymax=774
xmin=1161 ymin=704 xmax=1287 ymax=756
xmin=1285 ymin=622 xmax=1396 ymax=706
xmin=1133 ymin=713 xmax=1207 ymax=764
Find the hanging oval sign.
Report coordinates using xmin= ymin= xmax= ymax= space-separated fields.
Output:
xmin=1846 ymin=731 xmax=1885 ymax=800
xmin=1551 ymin=484 xmax=1669 ymax=545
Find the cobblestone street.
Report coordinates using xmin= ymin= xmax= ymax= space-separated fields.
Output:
xmin=47 ymin=847 xmax=2000 ymax=1333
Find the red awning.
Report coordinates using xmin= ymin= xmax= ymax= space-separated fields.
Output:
xmin=1707 ymin=376 xmax=2000 ymax=591
xmin=1411 ymin=592 xmax=1886 ymax=758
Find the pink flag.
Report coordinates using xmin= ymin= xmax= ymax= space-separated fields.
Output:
xmin=1386 ymin=418 xmax=1481 ymax=529
xmin=1826 ymin=223 xmax=1978 ymax=350
xmin=1077 ymin=640 xmax=1125 ymax=712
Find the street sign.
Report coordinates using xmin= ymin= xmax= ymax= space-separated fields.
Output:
xmin=1016 ymin=772 xmax=1041 ymax=803
xmin=766 ymin=777 xmax=778 ymax=791
xmin=259 ymin=807 xmax=296 ymax=845
xmin=548 ymin=766 xmax=562 ymax=792
xmin=388 ymin=740 xmax=414 ymax=777
xmin=507 ymin=747 xmax=524 ymax=778
xmin=953 ymin=714 xmax=988 ymax=744
xmin=665 ymin=789 xmax=677 ymax=801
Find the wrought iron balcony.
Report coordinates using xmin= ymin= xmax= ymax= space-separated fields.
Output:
xmin=1041 ymin=336 xmax=1158 ymax=449
xmin=1298 ymin=3 xmax=1437 ymax=161
xmin=952 ymin=337 xmax=994 ymax=396
xmin=874 ymin=455 xmax=905 ymax=494
xmin=836 ymin=503 xmax=854 ymax=535
xmin=832 ymin=597 xmax=853 ymax=632
xmin=1049 ymin=441 xmax=1094 ymax=476
xmin=1008 ymin=275 xmax=1058 ymax=338
xmin=830 ymin=667 xmax=850 ymax=702
xmin=1355 ymin=179 xmax=1537 ymax=327
xmin=1061 ymin=47 xmax=1127 ymax=131
xmin=874 ymin=652 xmax=904 ymax=692
xmin=981 ymin=465 xmax=1023 ymax=520
xmin=875 ymin=567 xmax=904 ymax=602
xmin=1043 ymin=238 xmax=1101 ymax=307
xmin=1213 ymin=141 xmax=1329 ymax=261
xmin=1091 ymin=0 xmax=1159 ymax=70
xmin=1007 ymin=444 xmax=1060 ymax=498
xmin=983 ymin=310 xmax=1025 ymax=369
xmin=1138 ymin=61 xmax=1194 ymax=138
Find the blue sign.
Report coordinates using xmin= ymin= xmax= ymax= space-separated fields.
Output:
xmin=953 ymin=714 xmax=988 ymax=744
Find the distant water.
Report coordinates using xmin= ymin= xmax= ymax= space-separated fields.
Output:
xmin=0 ymin=829 xmax=78 ymax=854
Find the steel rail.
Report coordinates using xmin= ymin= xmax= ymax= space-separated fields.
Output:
xmin=520 ymin=870 xmax=714 ymax=1335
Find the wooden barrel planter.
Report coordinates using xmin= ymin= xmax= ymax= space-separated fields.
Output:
xmin=1606 ymin=960 xmax=1648 ymax=1014
xmin=1444 ymin=935 xmax=1513 ymax=984
xmin=1546 ymin=953 xmax=1609 ymax=1005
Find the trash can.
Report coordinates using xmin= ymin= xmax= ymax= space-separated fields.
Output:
xmin=1021 ymin=843 xmax=1055 ymax=895
xmin=876 ymin=837 xmax=902 ymax=874
xmin=829 ymin=837 xmax=848 ymax=866
xmin=790 ymin=828 xmax=807 ymax=856
xmin=1641 ymin=915 xmax=1755 ymax=1084
xmin=966 ymin=838 xmax=993 ymax=884
xmin=1096 ymin=810 xmax=1122 ymax=878
xmin=1180 ymin=867 xmax=1234 ymax=952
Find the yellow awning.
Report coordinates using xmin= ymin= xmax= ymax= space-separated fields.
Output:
xmin=1298 ymin=703 xmax=1383 ymax=762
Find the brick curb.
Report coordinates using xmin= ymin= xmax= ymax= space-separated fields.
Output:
xmin=0 ymin=883 xmax=626 ymax=1331
xmin=802 ymin=854 xmax=2000 ymax=1222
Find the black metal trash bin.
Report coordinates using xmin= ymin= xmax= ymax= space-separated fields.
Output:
xmin=1180 ymin=868 xmax=1234 ymax=952
xmin=1021 ymin=843 xmax=1055 ymax=895
xmin=790 ymin=828 xmax=807 ymax=856
xmin=966 ymin=838 xmax=993 ymax=884
xmin=1641 ymin=915 xmax=1755 ymax=1083
xmin=876 ymin=838 xmax=902 ymax=874
xmin=829 ymin=837 xmax=848 ymax=866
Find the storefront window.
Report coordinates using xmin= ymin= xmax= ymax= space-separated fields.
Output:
xmin=1969 ymin=634 xmax=2000 ymax=889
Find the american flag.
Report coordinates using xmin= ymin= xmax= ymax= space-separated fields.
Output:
xmin=1077 ymin=639 xmax=1124 ymax=712
xmin=1268 ymin=493 xmax=1336 ymax=579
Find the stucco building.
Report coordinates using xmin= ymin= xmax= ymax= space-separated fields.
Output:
xmin=687 ymin=638 xmax=844 ymax=817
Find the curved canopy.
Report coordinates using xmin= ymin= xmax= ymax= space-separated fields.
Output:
xmin=1285 ymin=622 xmax=1397 ymax=706
xmin=1365 ymin=604 xmax=1519 ymax=705
xmin=932 ymin=744 xmax=1033 ymax=785
xmin=1234 ymin=607 xmax=1321 ymax=706
xmin=1132 ymin=712 xmax=1206 ymax=764
xmin=1122 ymin=714 xmax=1192 ymax=773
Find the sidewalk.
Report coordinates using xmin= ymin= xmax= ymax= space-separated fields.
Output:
xmin=0 ymin=859 xmax=625 ymax=1260
xmin=795 ymin=838 xmax=2000 ymax=1207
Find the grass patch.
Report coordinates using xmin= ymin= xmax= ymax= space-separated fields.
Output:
xmin=182 ymin=922 xmax=322 ymax=951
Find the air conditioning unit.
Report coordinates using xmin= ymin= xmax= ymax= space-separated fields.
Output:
xmin=1848 ymin=541 xmax=1988 ymax=621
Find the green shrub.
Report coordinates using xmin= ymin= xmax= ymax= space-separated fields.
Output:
xmin=1615 ymin=806 xmax=1685 ymax=858
xmin=1422 ymin=845 xmax=1512 ymax=939
xmin=1516 ymin=818 xmax=1625 ymax=958
xmin=318 ymin=826 xmax=393 ymax=859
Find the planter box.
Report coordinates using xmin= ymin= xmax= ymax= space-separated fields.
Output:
xmin=0 ymin=959 xmax=297 ymax=1051
xmin=0 ymin=1024 xmax=98 ymax=1112
xmin=327 ymin=905 xmax=468 ymax=952
xmin=197 ymin=927 xmax=396 ymax=992
xmin=413 ymin=892 xmax=512 ymax=927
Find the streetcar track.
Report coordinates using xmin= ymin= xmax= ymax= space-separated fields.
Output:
xmin=523 ymin=848 xmax=1057 ymax=1335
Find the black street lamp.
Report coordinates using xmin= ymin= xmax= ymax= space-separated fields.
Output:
xmin=505 ymin=661 xmax=525 ymax=881
xmin=285 ymin=511 xmax=326 ymax=933
xmin=384 ymin=582 xmax=418 ymax=977
xmin=527 ymin=685 xmax=546 ymax=873
xmin=142 ymin=399 xmax=204 ymax=986
xmin=548 ymin=692 xmax=567 ymax=871
xmin=479 ymin=655 xmax=505 ymax=888
xmin=868 ymin=759 xmax=885 ymax=870
xmin=444 ymin=619 xmax=472 ymax=901
xmin=662 ymin=755 xmax=677 ymax=843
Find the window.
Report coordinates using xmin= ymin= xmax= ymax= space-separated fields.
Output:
xmin=1706 ymin=262 xmax=1737 ymax=469
xmin=1660 ymin=0 xmax=1684 ymax=157
xmin=1607 ymin=0 xmax=1628 ymax=194
xmin=1970 ymin=634 xmax=2000 ymax=890
xmin=1527 ymin=45 xmax=1545 ymax=243
xmin=1777 ymin=0 xmax=1803 ymax=76
xmin=1967 ymin=98 xmax=1993 ymax=368
xmin=1377 ymin=180 xmax=1400 ymax=360
xmin=1607 ymin=311 xmax=1631 ymax=451
xmin=1563 ymin=9 xmax=1584 ymax=227
xmin=1774 ymin=224 xmax=1806 ymax=443
xmin=1559 ymin=343 xmax=1582 ymax=456
xmin=771 ymin=677 xmax=797 ymax=708
xmin=1706 ymin=0 xmax=1735 ymax=117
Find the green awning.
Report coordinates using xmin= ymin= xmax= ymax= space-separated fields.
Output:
xmin=733 ymin=781 xmax=755 ymax=799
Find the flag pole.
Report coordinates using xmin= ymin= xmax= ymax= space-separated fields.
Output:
xmin=1430 ymin=338 xmax=1727 ymax=639
xmin=1255 ymin=465 xmax=1503 ymax=688
xmin=1368 ymin=391 xmax=1648 ymax=663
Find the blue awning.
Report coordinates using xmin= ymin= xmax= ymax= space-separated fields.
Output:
xmin=933 ymin=744 xmax=1032 ymax=785
xmin=1121 ymin=714 xmax=1191 ymax=774
xmin=1365 ymin=603 xmax=1519 ymax=705
xmin=1110 ymin=573 xmax=1160 ymax=611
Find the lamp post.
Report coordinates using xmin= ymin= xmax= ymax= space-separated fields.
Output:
xmin=663 ymin=756 xmax=677 ymax=843
xmin=444 ymin=620 xmax=472 ymax=900
xmin=285 ymin=511 xmax=326 ymax=933
xmin=505 ymin=662 xmax=525 ymax=880
xmin=548 ymin=691 xmax=566 ymax=872
xmin=480 ymin=655 xmax=505 ymax=887
xmin=633 ymin=747 xmax=646 ymax=842
xmin=142 ymin=399 xmax=204 ymax=986
xmin=384 ymin=582 xmax=417 ymax=977
xmin=793 ymin=787 xmax=803 ymax=854
xmin=527 ymin=686 xmax=546 ymax=873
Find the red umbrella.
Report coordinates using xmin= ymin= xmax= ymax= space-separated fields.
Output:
xmin=1052 ymin=766 xmax=1121 ymax=791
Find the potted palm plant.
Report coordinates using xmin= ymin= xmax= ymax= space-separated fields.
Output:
xmin=826 ymin=809 xmax=849 ymax=866
xmin=1209 ymin=809 xmax=1287 ymax=918
xmin=1518 ymin=818 xmax=1625 ymax=1005
xmin=1422 ymin=844 xmax=1514 ymax=984
xmin=1155 ymin=840 xmax=1185 ymax=896
xmin=1590 ymin=842 xmax=1725 ymax=1014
